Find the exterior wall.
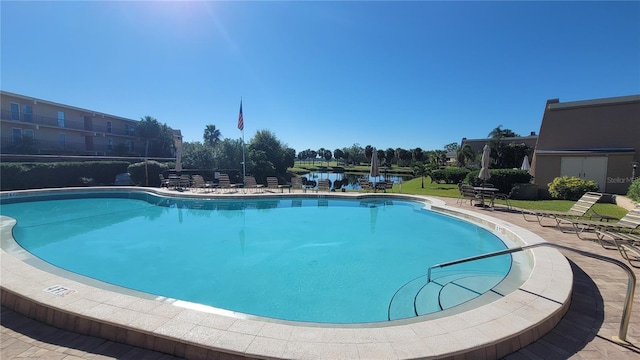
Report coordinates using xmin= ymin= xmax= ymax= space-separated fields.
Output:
xmin=0 ymin=91 xmax=177 ymax=157
xmin=531 ymin=95 xmax=640 ymax=196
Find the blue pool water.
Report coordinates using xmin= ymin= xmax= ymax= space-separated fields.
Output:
xmin=1 ymin=191 xmax=511 ymax=323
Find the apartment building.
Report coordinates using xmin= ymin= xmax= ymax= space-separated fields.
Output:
xmin=0 ymin=91 xmax=181 ymax=158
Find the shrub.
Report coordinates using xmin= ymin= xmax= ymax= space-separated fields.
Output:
xmin=430 ymin=167 xmax=470 ymax=184
xmin=0 ymin=161 xmax=131 ymax=191
xmin=464 ymin=169 xmax=533 ymax=193
xmin=128 ymin=161 xmax=170 ymax=186
xmin=627 ymin=177 xmax=640 ymax=202
xmin=548 ymin=176 xmax=599 ymax=200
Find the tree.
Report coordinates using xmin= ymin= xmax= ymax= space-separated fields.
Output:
xmin=181 ymin=142 xmax=216 ymax=171
xmin=247 ymin=130 xmax=292 ymax=183
xmin=318 ymin=148 xmax=326 ymax=166
xmin=323 ymin=149 xmax=332 ymax=164
xmin=136 ymin=116 xmax=161 ymax=158
xmin=444 ymin=142 xmax=460 ymax=153
xmin=488 ymin=125 xmax=519 ymax=139
xmin=412 ymin=162 xmax=429 ymax=188
xmin=333 ymin=149 xmax=344 ymax=165
xmin=203 ymin=125 xmax=222 ymax=147
xmin=412 ymin=147 xmax=424 ymax=162
xmin=364 ymin=145 xmax=374 ymax=162
xmin=385 ymin=148 xmax=396 ymax=166
xmin=456 ymin=144 xmax=475 ymax=167
xmin=136 ymin=115 xmax=162 ymax=186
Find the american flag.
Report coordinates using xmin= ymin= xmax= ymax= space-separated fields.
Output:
xmin=237 ymin=100 xmax=244 ymax=131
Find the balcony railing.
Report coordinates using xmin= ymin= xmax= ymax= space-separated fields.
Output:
xmin=0 ymin=136 xmax=140 ymax=157
xmin=1 ymin=109 xmax=137 ymax=137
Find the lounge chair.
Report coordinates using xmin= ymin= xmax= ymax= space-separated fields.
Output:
xmin=596 ymin=230 xmax=640 ymax=267
xmin=243 ymin=176 xmax=264 ymax=193
xmin=216 ymin=173 xmax=236 ymax=193
xmin=191 ymin=174 xmax=211 ymax=193
xmin=265 ymin=177 xmax=291 ymax=193
xmin=317 ymin=179 xmax=331 ymax=192
xmin=566 ymin=203 xmax=640 ymax=239
xmin=359 ymin=178 xmax=372 ymax=192
xmin=521 ymin=192 xmax=603 ymax=227
xmin=291 ymin=177 xmax=304 ymax=192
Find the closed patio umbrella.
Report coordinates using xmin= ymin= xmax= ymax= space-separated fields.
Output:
xmin=370 ymin=147 xmax=380 ymax=182
xmin=520 ymin=155 xmax=531 ymax=171
xmin=478 ymin=144 xmax=491 ymax=186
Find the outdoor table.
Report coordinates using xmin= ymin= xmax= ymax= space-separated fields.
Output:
xmin=278 ymin=184 xmax=292 ymax=193
xmin=473 ymin=187 xmax=499 ymax=208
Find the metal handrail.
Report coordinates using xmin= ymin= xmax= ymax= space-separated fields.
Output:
xmin=426 ymin=242 xmax=636 ymax=343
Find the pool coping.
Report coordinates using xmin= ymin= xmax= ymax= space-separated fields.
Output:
xmin=0 ymin=187 xmax=573 ymax=359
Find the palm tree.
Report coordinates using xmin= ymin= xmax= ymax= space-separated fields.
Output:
xmin=488 ymin=125 xmax=519 ymax=139
xmin=456 ymin=144 xmax=475 ymax=167
xmin=412 ymin=162 xmax=428 ymax=189
xmin=136 ymin=115 xmax=161 ymax=186
xmin=203 ymin=124 xmax=221 ymax=147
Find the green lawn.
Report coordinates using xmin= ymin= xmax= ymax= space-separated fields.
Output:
xmin=376 ymin=177 xmax=629 ymax=220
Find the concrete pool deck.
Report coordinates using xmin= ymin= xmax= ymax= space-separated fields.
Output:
xmin=1 ymin=188 xmax=638 ymax=359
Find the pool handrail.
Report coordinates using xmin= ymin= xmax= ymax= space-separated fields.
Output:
xmin=424 ymin=242 xmax=636 ymax=344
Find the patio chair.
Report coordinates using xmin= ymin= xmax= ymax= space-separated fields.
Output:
xmin=191 ymin=174 xmax=211 ymax=193
xmin=216 ymin=173 xmax=236 ymax=193
xmin=291 ymin=177 xmax=304 ymax=192
xmin=244 ymin=176 xmax=264 ymax=193
xmin=158 ymin=174 xmax=171 ymax=188
xmin=567 ymin=203 xmax=640 ymax=239
xmin=595 ymin=229 xmax=640 ymax=251
xmin=359 ymin=178 xmax=372 ymax=192
xmin=317 ymin=179 xmax=331 ymax=192
xmin=457 ymin=184 xmax=483 ymax=207
xmin=266 ymin=177 xmax=280 ymax=192
xmin=521 ymin=192 xmax=603 ymax=227
xmin=493 ymin=186 xmax=515 ymax=210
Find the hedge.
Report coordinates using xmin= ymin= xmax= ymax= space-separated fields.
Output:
xmin=0 ymin=161 xmax=131 ymax=191
xmin=464 ymin=169 xmax=533 ymax=193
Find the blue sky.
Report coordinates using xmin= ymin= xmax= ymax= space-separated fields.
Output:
xmin=2 ymin=1 xmax=639 ymax=153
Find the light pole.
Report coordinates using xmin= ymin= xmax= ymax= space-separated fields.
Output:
xmin=632 ymin=162 xmax=638 ymax=181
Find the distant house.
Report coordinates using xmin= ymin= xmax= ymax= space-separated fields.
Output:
xmin=530 ymin=95 xmax=640 ymax=196
xmin=460 ymin=133 xmax=538 ymax=156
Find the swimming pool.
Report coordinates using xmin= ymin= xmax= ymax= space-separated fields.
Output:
xmin=0 ymin=188 xmax=573 ymax=359
xmin=1 ymin=190 xmax=513 ymax=324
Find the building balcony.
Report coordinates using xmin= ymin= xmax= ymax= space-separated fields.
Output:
xmin=0 ymin=109 xmax=137 ymax=137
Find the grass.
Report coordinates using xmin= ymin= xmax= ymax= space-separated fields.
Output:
xmin=376 ymin=177 xmax=629 ymax=220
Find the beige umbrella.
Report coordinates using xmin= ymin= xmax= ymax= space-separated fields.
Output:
xmin=478 ymin=144 xmax=491 ymax=186
xmin=370 ymin=147 xmax=380 ymax=183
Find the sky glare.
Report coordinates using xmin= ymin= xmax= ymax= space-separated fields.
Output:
xmin=1 ymin=1 xmax=639 ymax=153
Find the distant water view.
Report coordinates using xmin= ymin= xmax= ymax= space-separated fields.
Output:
xmin=302 ymin=172 xmax=412 ymax=190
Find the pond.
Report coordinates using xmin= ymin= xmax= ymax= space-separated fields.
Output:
xmin=302 ymin=172 xmax=413 ymax=190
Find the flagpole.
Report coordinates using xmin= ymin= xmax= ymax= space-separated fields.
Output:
xmin=238 ymin=97 xmax=246 ymax=186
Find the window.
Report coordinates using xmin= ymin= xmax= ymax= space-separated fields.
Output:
xmin=24 ymin=129 xmax=34 ymax=139
xmin=10 ymin=103 xmax=19 ymax=120
xmin=107 ymin=138 xmax=113 ymax=150
xmin=58 ymin=133 xmax=66 ymax=148
xmin=22 ymin=105 xmax=33 ymax=122
xmin=57 ymin=111 xmax=65 ymax=127
xmin=125 ymin=124 xmax=135 ymax=136
xmin=130 ymin=140 xmax=135 ymax=152
xmin=106 ymin=121 xmax=112 ymax=133
xmin=126 ymin=140 xmax=135 ymax=152
xmin=12 ymin=128 xmax=22 ymax=142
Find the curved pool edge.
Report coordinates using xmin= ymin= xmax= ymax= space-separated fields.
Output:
xmin=0 ymin=187 xmax=573 ymax=359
